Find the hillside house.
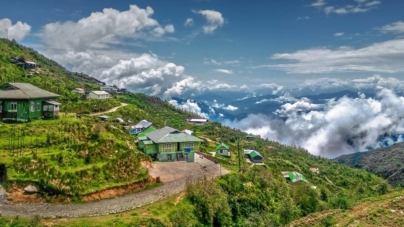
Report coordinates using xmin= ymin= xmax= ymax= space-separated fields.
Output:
xmin=130 ymin=120 xmax=153 ymax=134
xmin=246 ymin=134 xmax=256 ymax=140
xmin=72 ymin=88 xmax=85 ymax=94
xmin=100 ymin=85 xmax=118 ymax=93
xmin=282 ymin=171 xmax=307 ymax=183
xmin=216 ymin=143 xmax=230 ymax=157
xmin=23 ymin=61 xmax=36 ymax=69
xmin=186 ymin=118 xmax=209 ymax=125
xmin=0 ymin=83 xmax=61 ymax=122
xmin=87 ymin=91 xmax=110 ymax=99
xmin=138 ymin=126 xmax=203 ymax=162
xmin=244 ymin=149 xmax=263 ymax=163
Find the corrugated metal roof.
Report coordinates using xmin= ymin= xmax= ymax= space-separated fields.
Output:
xmin=156 ymin=132 xmax=204 ymax=143
xmin=44 ymin=100 xmax=61 ymax=105
xmin=146 ymin=126 xmax=178 ymax=142
xmin=133 ymin=120 xmax=152 ymax=129
xmin=0 ymin=83 xmax=60 ymax=100
xmin=91 ymin=90 xmax=110 ymax=95
xmin=146 ymin=126 xmax=203 ymax=143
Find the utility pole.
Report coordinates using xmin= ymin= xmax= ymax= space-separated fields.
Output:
xmin=238 ymin=137 xmax=241 ymax=172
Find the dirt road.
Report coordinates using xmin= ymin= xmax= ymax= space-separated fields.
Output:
xmin=0 ymin=155 xmax=228 ymax=218
xmin=89 ymin=103 xmax=128 ymax=116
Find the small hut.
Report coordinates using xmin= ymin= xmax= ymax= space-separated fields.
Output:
xmin=216 ymin=143 xmax=230 ymax=156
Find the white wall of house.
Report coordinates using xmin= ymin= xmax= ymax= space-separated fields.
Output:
xmin=88 ymin=92 xmax=110 ymax=99
xmin=217 ymin=148 xmax=230 ymax=156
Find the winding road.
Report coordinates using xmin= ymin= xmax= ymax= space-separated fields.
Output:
xmin=0 ymin=156 xmax=227 ymax=218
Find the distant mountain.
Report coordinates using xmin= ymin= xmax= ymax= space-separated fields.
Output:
xmin=335 ymin=142 xmax=404 ymax=186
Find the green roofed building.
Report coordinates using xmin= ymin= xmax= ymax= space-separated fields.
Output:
xmin=282 ymin=171 xmax=307 ymax=183
xmin=138 ymin=126 xmax=203 ymax=162
xmin=244 ymin=149 xmax=263 ymax=163
xmin=216 ymin=143 xmax=230 ymax=157
xmin=0 ymin=83 xmax=61 ymax=122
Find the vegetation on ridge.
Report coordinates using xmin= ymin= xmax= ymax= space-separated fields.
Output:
xmin=0 ymin=39 xmax=400 ymax=226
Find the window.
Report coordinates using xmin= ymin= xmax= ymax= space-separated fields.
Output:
xmin=30 ymin=101 xmax=34 ymax=112
xmin=187 ymin=142 xmax=194 ymax=148
xmin=167 ymin=154 xmax=172 ymax=161
xmin=36 ymin=102 xmax=41 ymax=111
xmin=164 ymin=143 xmax=172 ymax=149
xmin=10 ymin=102 xmax=17 ymax=111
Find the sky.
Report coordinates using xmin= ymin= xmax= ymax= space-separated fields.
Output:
xmin=2 ymin=0 xmax=404 ymax=157
xmin=1 ymin=0 xmax=404 ymax=98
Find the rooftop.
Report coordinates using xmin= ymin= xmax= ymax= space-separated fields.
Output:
xmin=0 ymin=83 xmax=60 ymax=100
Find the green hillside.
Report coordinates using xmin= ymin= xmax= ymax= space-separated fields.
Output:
xmin=0 ymin=40 xmax=399 ymax=226
xmin=335 ymin=142 xmax=404 ymax=186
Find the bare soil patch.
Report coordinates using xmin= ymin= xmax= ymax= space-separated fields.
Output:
xmin=5 ymin=183 xmax=45 ymax=203
xmin=81 ymin=176 xmax=155 ymax=201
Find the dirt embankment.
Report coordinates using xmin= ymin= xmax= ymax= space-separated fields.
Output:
xmin=81 ymin=176 xmax=155 ymax=201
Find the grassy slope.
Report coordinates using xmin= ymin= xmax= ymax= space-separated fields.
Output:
xmin=0 ymin=39 xmax=399 ymax=226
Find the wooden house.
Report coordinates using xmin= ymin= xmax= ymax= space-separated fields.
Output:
xmin=87 ymin=91 xmax=110 ymax=99
xmin=138 ymin=126 xmax=203 ymax=162
xmin=216 ymin=143 xmax=230 ymax=157
xmin=243 ymin=149 xmax=263 ymax=163
xmin=0 ymin=83 xmax=61 ymax=122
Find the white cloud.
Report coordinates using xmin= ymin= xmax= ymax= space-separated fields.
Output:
xmin=311 ymin=0 xmax=326 ymax=7
xmin=194 ymin=9 xmax=224 ymax=34
xmin=293 ymin=75 xmax=404 ymax=97
xmin=297 ymin=16 xmax=310 ymax=20
xmin=379 ymin=21 xmax=404 ymax=34
xmin=204 ymin=59 xmax=241 ymax=66
xmin=169 ymin=99 xmax=209 ymax=118
xmin=334 ymin=32 xmax=344 ymax=36
xmin=215 ymin=69 xmax=233 ymax=74
xmin=224 ymin=88 xmax=404 ymax=158
xmin=260 ymin=83 xmax=284 ymax=94
xmin=224 ymin=105 xmax=238 ymax=111
xmin=40 ymin=5 xmax=174 ymax=51
xmin=0 ymin=18 xmax=31 ymax=41
xmin=257 ymin=38 xmax=404 ymax=74
xmin=312 ymin=0 xmax=381 ymax=15
xmin=184 ymin=18 xmax=194 ymax=27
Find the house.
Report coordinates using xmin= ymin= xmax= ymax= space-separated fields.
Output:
xmin=0 ymin=83 xmax=61 ymax=122
xmin=246 ymin=134 xmax=256 ymax=140
xmin=130 ymin=120 xmax=153 ymax=134
xmin=72 ymin=88 xmax=85 ymax=94
xmin=112 ymin=117 xmax=125 ymax=124
xmin=138 ymin=126 xmax=203 ymax=162
xmin=216 ymin=143 xmax=230 ymax=157
xmin=243 ymin=149 xmax=263 ymax=163
xmin=87 ymin=91 xmax=110 ymax=99
xmin=117 ymin=88 xmax=128 ymax=93
xmin=23 ymin=61 xmax=36 ymax=69
xmin=282 ymin=171 xmax=307 ymax=183
xmin=99 ymin=115 xmax=109 ymax=121
xmin=100 ymin=85 xmax=118 ymax=93
xmin=186 ymin=118 xmax=209 ymax=125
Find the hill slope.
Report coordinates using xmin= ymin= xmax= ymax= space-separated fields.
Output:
xmin=0 ymin=40 xmax=398 ymax=226
xmin=335 ymin=142 xmax=404 ymax=186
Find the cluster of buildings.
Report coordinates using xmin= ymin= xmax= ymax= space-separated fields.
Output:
xmin=72 ymin=85 xmax=128 ymax=100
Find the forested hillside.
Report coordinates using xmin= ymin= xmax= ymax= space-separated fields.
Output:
xmin=335 ymin=142 xmax=404 ymax=186
xmin=0 ymin=40 xmax=400 ymax=227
